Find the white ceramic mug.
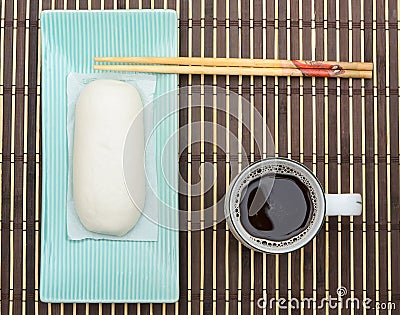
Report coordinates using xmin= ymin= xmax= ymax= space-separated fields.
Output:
xmin=224 ymin=157 xmax=362 ymax=254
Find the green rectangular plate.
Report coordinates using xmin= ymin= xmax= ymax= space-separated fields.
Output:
xmin=40 ymin=10 xmax=179 ymax=303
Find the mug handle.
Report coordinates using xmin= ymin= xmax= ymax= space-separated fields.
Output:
xmin=325 ymin=194 xmax=362 ymax=216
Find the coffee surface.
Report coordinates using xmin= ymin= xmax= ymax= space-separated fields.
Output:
xmin=239 ymin=173 xmax=313 ymax=241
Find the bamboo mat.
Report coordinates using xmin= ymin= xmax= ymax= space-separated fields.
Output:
xmin=1 ymin=0 xmax=399 ymax=314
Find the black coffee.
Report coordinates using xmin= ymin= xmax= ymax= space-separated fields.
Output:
xmin=239 ymin=173 xmax=313 ymax=241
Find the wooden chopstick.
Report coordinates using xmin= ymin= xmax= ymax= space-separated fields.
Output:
xmin=93 ymin=64 xmax=372 ymax=79
xmin=94 ymin=56 xmax=373 ymax=71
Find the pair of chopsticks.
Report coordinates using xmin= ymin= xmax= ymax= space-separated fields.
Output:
xmin=93 ymin=57 xmax=373 ymax=79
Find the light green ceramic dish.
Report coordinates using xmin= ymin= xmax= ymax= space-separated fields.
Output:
xmin=40 ymin=10 xmax=179 ymax=303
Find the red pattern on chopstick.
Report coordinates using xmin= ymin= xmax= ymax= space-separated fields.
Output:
xmin=292 ymin=60 xmax=345 ymax=77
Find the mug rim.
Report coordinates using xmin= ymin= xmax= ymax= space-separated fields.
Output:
xmin=224 ymin=157 xmax=326 ymax=254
